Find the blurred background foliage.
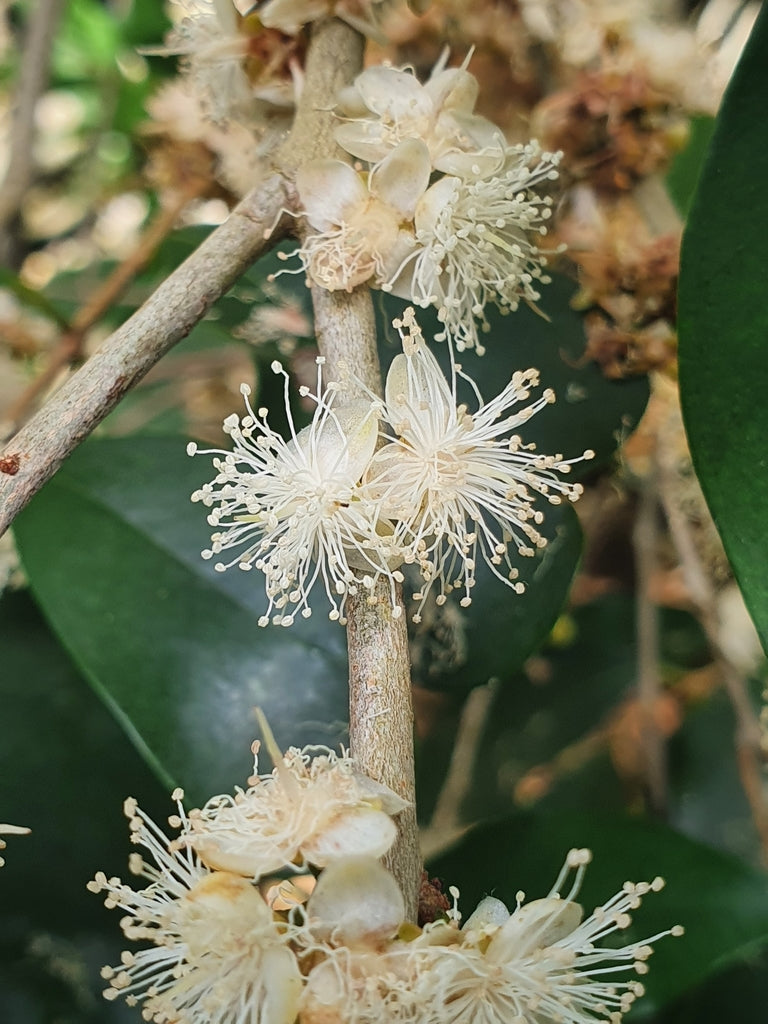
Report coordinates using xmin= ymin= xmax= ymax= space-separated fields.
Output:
xmin=1 ymin=0 xmax=768 ymax=1021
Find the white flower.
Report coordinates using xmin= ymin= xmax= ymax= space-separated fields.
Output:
xmin=406 ymin=848 xmax=683 ymax=1024
xmin=148 ymin=0 xmax=258 ymax=124
xmin=291 ymin=138 xmax=429 ymax=293
xmin=364 ymin=309 xmax=592 ymax=621
xmin=186 ymin=712 xmax=409 ymax=879
xmin=189 ymin=358 xmax=404 ymax=626
xmin=0 ymin=823 xmax=29 ymax=867
xmin=335 ymin=55 xmax=506 ymax=176
xmin=88 ymin=793 xmax=303 ymax=1023
xmin=260 ymin=0 xmax=392 ymax=38
xmin=385 ymin=143 xmax=562 ymax=354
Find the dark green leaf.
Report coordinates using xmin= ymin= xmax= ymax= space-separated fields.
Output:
xmin=678 ymin=3 xmax=768 ymax=656
xmin=14 ymin=438 xmax=349 ymax=804
xmin=666 ymin=116 xmax=716 ymax=218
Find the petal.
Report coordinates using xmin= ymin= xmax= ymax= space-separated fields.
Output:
xmin=487 ymin=897 xmax=584 ymax=962
xmin=260 ymin=0 xmax=330 ymax=34
xmin=303 ymin=399 xmax=379 ymax=483
xmin=414 ymin=175 xmax=460 ymax=234
xmin=307 ymin=856 xmax=405 ymax=946
xmin=353 ymin=772 xmax=411 ymax=815
xmin=372 ymin=138 xmax=431 ymax=219
xmin=425 ymin=67 xmax=479 ymax=113
xmin=355 ymin=66 xmax=432 ymax=121
xmin=462 ymin=895 xmax=510 ymax=933
xmin=334 ymin=119 xmax=391 ymax=164
xmin=260 ymin=944 xmax=304 ymax=1024
xmin=296 ymin=160 xmax=367 ymax=231
xmin=303 ymin=806 xmax=397 ymax=865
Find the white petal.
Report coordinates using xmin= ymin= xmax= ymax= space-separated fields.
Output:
xmin=307 ymin=856 xmax=405 ymax=946
xmin=260 ymin=0 xmax=330 ymax=33
xmin=462 ymin=895 xmax=510 ymax=933
xmin=296 ymin=160 xmax=367 ymax=231
xmin=302 ymin=399 xmax=378 ymax=483
xmin=334 ymin=119 xmax=391 ymax=164
xmin=355 ymin=66 xmax=432 ymax=120
xmin=260 ymin=944 xmax=305 ymax=1024
xmin=353 ymin=772 xmax=411 ymax=815
xmin=425 ymin=67 xmax=479 ymax=113
xmin=303 ymin=806 xmax=397 ymax=865
xmin=414 ymin=175 xmax=460 ymax=234
xmin=372 ymin=138 xmax=431 ymax=219
xmin=487 ymin=897 xmax=583 ymax=962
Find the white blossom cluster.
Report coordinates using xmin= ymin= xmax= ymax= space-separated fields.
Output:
xmin=89 ymin=722 xmax=680 ymax=1024
xmin=189 ymin=309 xmax=592 ymax=626
xmin=286 ymin=54 xmax=562 ymax=353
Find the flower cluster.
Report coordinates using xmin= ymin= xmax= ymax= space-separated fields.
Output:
xmin=288 ymin=55 xmax=562 ymax=353
xmin=90 ymin=731 xmax=680 ymax=1024
xmin=190 ymin=311 xmax=592 ymax=626
xmin=0 ymin=823 xmax=29 ymax=868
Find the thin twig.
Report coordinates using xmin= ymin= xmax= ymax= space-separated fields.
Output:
xmin=420 ymin=682 xmax=497 ymax=859
xmin=3 ymin=181 xmax=206 ymax=437
xmin=280 ymin=17 xmax=421 ymax=919
xmin=0 ymin=174 xmax=289 ymax=534
xmin=633 ymin=473 xmax=668 ymax=814
xmin=0 ymin=0 xmax=67 ymax=263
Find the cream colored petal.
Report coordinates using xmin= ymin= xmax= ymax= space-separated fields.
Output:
xmin=433 ymin=113 xmax=507 ymax=177
xmin=414 ymin=174 xmax=460 ymax=234
xmin=302 ymin=806 xmax=397 ymax=865
xmin=189 ymin=830 xmax=297 ymax=879
xmin=260 ymin=944 xmax=305 ymax=1024
xmin=355 ymin=66 xmax=432 ymax=120
xmin=302 ymin=399 xmax=379 ymax=483
xmin=462 ymin=895 xmax=510 ymax=933
xmin=352 ymin=772 xmax=411 ymax=815
xmin=425 ymin=67 xmax=479 ymax=113
xmin=296 ymin=159 xmax=367 ymax=231
xmin=307 ymin=856 xmax=405 ymax=946
xmin=260 ymin=0 xmax=330 ymax=34
xmin=371 ymin=138 xmax=431 ymax=219
xmin=334 ymin=119 xmax=391 ymax=164
xmin=487 ymin=897 xmax=583 ymax=962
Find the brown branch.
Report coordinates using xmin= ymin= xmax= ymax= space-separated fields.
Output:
xmin=0 ymin=0 xmax=67 ymax=263
xmin=279 ymin=17 xmax=420 ymax=919
xmin=3 ymin=181 xmax=207 ymax=437
xmin=0 ymin=174 xmax=289 ymax=534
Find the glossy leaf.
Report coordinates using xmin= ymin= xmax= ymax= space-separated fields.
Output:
xmin=678 ymin=3 xmax=768 ymax=656
xmin=14 ymin=438 xmax=350 ymax=804
xmin=428 ymin=811 xmax=768 ymax=1012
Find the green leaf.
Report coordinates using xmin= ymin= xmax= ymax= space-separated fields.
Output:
xmin=666 ymin=116 xmax=716 ymax=217
xmin=678 ymin=3 xmax=768 ymax=657
xmin=14 ymin=438 xmax=349 ymax=804
xmin=428 ymin=812 xmax=768 ymax=1012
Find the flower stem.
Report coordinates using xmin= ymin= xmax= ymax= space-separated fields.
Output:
xmin=280 ymin=17 xmax=421 ymax=919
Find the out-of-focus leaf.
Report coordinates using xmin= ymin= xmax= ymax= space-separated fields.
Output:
xmin=54 ymin=0 xmax=122 ymax=79
xmin=410 ymin=505 xmax=582 ymax=693
xmin=678 ymin=2 xmax=768 ymax=656
xmin=428 ymin=811 xmax=768 ymax=1013
xmin=0 ymin=267 xmax=70 ymax=329
xmin=14 ymin=438 xmax=349 ymax=804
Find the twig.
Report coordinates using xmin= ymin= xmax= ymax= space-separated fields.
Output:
xmin=280 ymin=17 xmax=420 ymax=919
xmin=420 ymin=682 xmax=497 ymax=859
xmin=0 ymin=0 xmax=67 ymax=263
xmin=3 ymin=181 xmax=207 ymax=437
xmin=633 ymin=473 xmax=668 ymax=815
xmin=0 ymin=173 xmax=289 ymax=534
